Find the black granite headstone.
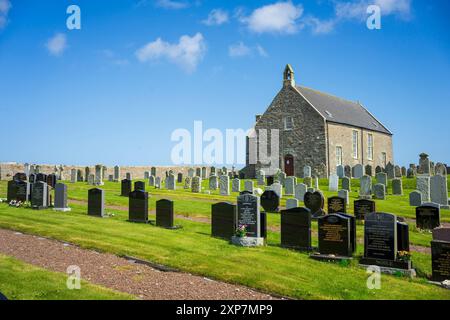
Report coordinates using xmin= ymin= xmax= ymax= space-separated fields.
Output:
xmin=237 ymin=193 xmax=260 ymax=238
xmin=46 ymin=174 xmax=57 ymax=188
xmin=156 ymin=199 xmax=174 ymax=228
xmin=304 ymin=191 xmax=325 ymax=218
xmin=29 ymin=174 xmax=36 ymax=184
xmin=431 ymin=239 xmax=450 ymax=282
xmin=134 ymin=181 xmax=146 ymax=192
xmin=397 ymin=221 xmax=410 ymax=252
xmin=260 ymin=190 xmax=279 ymax=212
xmin=36 ymin=173 xmax=47 ymax=183
xmin=260 ymin=211 xmax=267 ymax=240
xmin=363 ymin=212 xmax=397 ymax=261
xmin=337 ymin=213 xmax=357 ymax=253
xmin=88 ymin=188 xmax=104 ymax=217
xmin=128 ymin=190 xmax=148 ymax=223
xmin=317 ymin=214 xmax=352 ymax=257
xmin=211 ymin=202 xmax=236 ymax=239
xmin=31 ymin=182 xmax=48 ymax=210
xmin=281 ymin=207 xmax=312 ymax=251
xmin=16 ymin=181 xmax=30 ymax=202
xmin=327 ymin=196 xmax=346 ymax=214
xmin=121 ymin=179 xmax=132 ymax=197
xmin=416 ymin=204 xmax=440 ymax=230
xmin=13 ymin=172 xmax=27 ymax=182
xmin=177 ymin=173 xmax=183 ymax=183
xmin=354 ymin=199 xmax=376 ymax=220
xmin=266 ymin=176 xmax=274 ymax=186
xmin=7 ymin=180 xmax=17 ymax=202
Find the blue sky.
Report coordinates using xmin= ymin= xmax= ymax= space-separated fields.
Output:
xmin=0 ymin=0 xmax=449 ymax=167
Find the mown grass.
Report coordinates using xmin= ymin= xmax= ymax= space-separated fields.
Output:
xmin=0 ymin=254 xmax=134 ymax=300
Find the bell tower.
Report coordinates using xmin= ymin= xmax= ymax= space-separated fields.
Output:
xmin=283 ymin=64 xmax=295 ymax=87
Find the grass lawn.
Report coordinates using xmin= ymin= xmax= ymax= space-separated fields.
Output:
xmin=0 ymin=254 xmax=133 ymax=300
xmin=0 ymin=177 xmax=449 ymax=300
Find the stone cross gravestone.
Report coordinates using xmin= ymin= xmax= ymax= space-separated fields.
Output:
xmin=54 ymin=183 xmax=71 ymax=212
xmin=128 ymin=190 xmax=149 ymax=223
xmin=88 ymin=188 xmax=104 ymax=217
xmin=281 ymin=207 xmax=312 ymax=251
xmin=211 ymin=202 xmax=237 ymax=240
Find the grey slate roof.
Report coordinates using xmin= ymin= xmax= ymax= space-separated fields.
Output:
xmin=296 ymin=86 xmax=392 ymax=135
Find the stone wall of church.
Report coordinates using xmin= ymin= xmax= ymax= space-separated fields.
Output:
xmin=327 ymin=122 xmax=393 ymax=174
xmin=254 ymin=85 xmax=328 ymax=178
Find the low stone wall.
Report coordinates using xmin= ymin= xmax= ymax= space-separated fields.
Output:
xmin=0 ymin=163 xmax=227 ymax=181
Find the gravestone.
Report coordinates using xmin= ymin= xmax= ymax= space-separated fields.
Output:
xmin=328 ymin=174 xmax=338 ymax=192
xmin=36 ymin=173 xmax=47 ymax=183
xmin=257 ymin=170 xmax=265 ymax=186
xmin=430 ymin=175 xmax=449 ymax=208
xmin=177 ymin=173 xmax=183 ymax=183
xmin=281 ymin=207 xmax=312 ymax=251
xmin=210 ymin=167 xmax=216 ymax=176
xmin=385 ymin=162 xmax=395 ymax=179
xmin=435 ymin=163 xmax=447 ymax=176
xmin=196 ymin=168 xmax=201 ymax=177
xmin=376 ymin=172 xmax=387 ymax=187
xmin=219 ymin=175 xmax=230 ymax=196
xmin=266 ymin=176 xmax=274 ymax=186
xmin=167 ymin=173 xmax=176 ymax=190
xmin=401 ymin=166 xmax=407 ymax=177
xmin=88 ymin=174 xmax=95 ymax=185
xmin=286 ymin=198 xmax=298 ymax=210
xmin=15 ymin=180 xmax=30 ymax=202
xmin=184 ymin=177 xmax=191 ymax=189
xmin=121 ymin=179 xmax=132 ymax=197
xmin=29 ymin=174 xmax=36 ymax=184
xmin=392 ymin=178 xmax=403 ymax=195
xmin=328 ymin=196 xmax=346 ymax=214
xmin=353 ymin=164 xmax=364 ymax=179
xmin=95 ymin=165 xmax=104 ymax=186
xmin=416 ymin=176 xmax=430 ymax=202
xmin=144 ymin=171 xmax=150 ymax=180
xmin=303 ymin=166 xmax=311 ymax=178
xmin=336 ymin=165 xmax=344 ymax=178
xmin=417 ymin=153 xmax=430 ymax=175
xmin=77 ymin=170 xmax=84 ymax=182
xmin=338 ymin=189 xmax=349 ymax=205
xmin=156 ymin=199 xmax=177 ymax=229
xmin=407 ymin=168 xmax=415 ymax=178
xmin=270 ymin=182 xmax=283 ymax=198
xmin=209 ymin=175 xmax=218 ymax=190
xmin=46 ymin=174 xmax=56 ymax=188
xmin=359 ymin=175 xmax=372 ymax=199
xmin=134 ymin=181 xmax=145 ymax=192
xmin=150 ymin=167 xmax=156 ymax=177
xmin=232 ymin=178 xmax=241 ymax=193
xmin=260 ymin=190 xmax=280 ymax=212
xmin=295 ymin=183 xmax=307 ymax=202
xmin=88 ymin=188 xmax=104 ymax=217
xmin=201 ymin=167 xmax=207 ymax=179
xmin=313 ymin=176 xmax=319 ymax=190
xmin=394 ymin=165 xmax=402 ymax=178
xmin=128 ymin=190 xmax=148 ymax=223
xmin=316 ymin=214 xmax=352 ymax=257
xmin=373 ymin=183 xmax=386 ymax=200
xmin=416 ymin=203 xmax=440 ymax=230
xmin=431 ymin=227 xmax=450 ymax=282
xmin=341 ymin=176 xmax=351 ymax=192
xmin=284 ymin=176 xmax=295 ymax=195
xmin=149 ymin=176 xmax=155 ymax=187
xmin=397 ymin=221 xmax=410 ymax=252
xmin=375 ymin=166 xmax=382 ymax=174
xmin=31 ymin=182 xmax=48 ymax=210
xmin=114 ymin=166 xmax=120 ymax=181
xmin=303 ymin=177 xmax=312 ymax=188
xmin=108 ymin=174 xmax=114 ymax=182
xmin=354 ymin=199 xmax=376 ymax=220
xmin=344 ymin=165 xmax=351 ymax=178
xmin=304 ymin=191 xmax=325 ymax=218
xmin=126 ymin=172 xmax=132 ymax=180
xmin=211 ymin=202 xmax=237 ymax=239
xmin=54 ymin=183 xmax=70 ymax=212
xmin=365 ymin=165 xmax=373 ymax=177
xmin=409 ymin=191 xmax=422 ymax=207
xmin=70 ymin=169 xmax=77 ymax=183
xmin=155 ymin=177 xmax=161 ymax=188
xmin=191 ymin=177 xmax=201 ymax=193
xmin=234 ymin=193 xmax=263 ymax=246
xmin=84 ymin=167 xmax=90 ymax=182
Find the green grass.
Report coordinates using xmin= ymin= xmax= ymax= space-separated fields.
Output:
xmin=0 ymin=254 xmax=134 ymax=300
xmin=0 ymin=178 xmax=449 ymax=300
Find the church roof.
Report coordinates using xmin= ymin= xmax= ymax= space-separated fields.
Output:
xmin=296 ymin=86 xmax=392 ymax=135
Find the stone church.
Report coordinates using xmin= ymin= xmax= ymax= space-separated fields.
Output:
xmin=244 ymin=64 xmax=393 ymax=178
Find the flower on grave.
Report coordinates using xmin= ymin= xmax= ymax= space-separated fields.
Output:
xmin=235 ymin=225 xmax=247 ymax=238
xmin=397 ymin=251 xmax=411 ymax=262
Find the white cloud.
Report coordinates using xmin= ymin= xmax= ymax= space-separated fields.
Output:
xmin=101 ymin=49 xmax=129 ymax=66
xmin=228 ymin=42 xmax=269 ymax=58
xmin=155 ymin=0 xmax=188 ymax=10
xmin=202 ymin=9 xmax=229 ymax=26
xmin=304 ymin=17 xmax=336 ymax=35
xmin=229 ymin=42 xmax=251 ymax=57
xmin=0 ymin=0 xmax=11 ymax=29
xmin=136 ymin=33 xmax=206 ymax=72
xmin=46 ymin=33 xmax=67 ymax=56
xmin=243 ymin=1 xmax=304 ymax=34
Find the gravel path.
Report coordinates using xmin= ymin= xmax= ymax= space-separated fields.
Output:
xmin=0 ymin=228 xmax=277 ymax=300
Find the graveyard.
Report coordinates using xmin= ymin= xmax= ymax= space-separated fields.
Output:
xmin=0 ymin=166 xmax=449 ymax=300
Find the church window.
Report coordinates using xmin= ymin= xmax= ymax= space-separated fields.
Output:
xmin=352 ymin=130 xmax=359 ymax=159
xmin=367 ymin=134 xmax=374 ymax=160
xmin=284 ymin=116 xmax=294 ymax=130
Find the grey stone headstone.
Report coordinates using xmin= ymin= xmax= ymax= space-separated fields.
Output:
xmin=286 ymin=198 xmax=298 ymax=210
xmin=376 ymin=172 xmax=387 ymax=187
xmin=196 ymin=168 xmax=201 ymax=177
xmin=417 ymin=176 xmax=430 ymax=202
xmin=353 ymin=164 xmax=364 ymax=179
xmin=401 ymin=166 xmax=407 ymax=177
xmin=373 ymin=183 xmax=386 ymax=200
xmin=201 ymin=167 xmax=207 ymax=179
xmin=430 ymin=175 xmax=449 ymax=208
xmin=88 ymin=174 xmax=95 ymax=185
xmin=126 ymin=172 xmax=132 ymax=181
xmin=417 ymin=153 xmax=430 ymax=175
xmin=313 ymin=176 xmax=319 ymax=190
xmin=54 ymin=183 xmax=70 ymax=211
xmin=70 ymin=169 xmax=77 ymax=183
xmin=232 ymin=178 xmax=241 ymax=192
xmin=219 ymin=175 xmax=230 ymax=196
xmin=336 ymin=165 xmax=344 ymax=178
xmin=303 ymin=177 xmax=312 ymax=188
xmin=188 ymin=168 xmax=194 ymax=178
xmin=244 ymin=180 xmax=254 ymax=193
xmin=394 ymin=165 xmax=402 ymax=178
xmin=365 ymin=165 xmax=373 ymax=177
xmin=284 ymin=176 xmax=295 ymax=195
xmin=209 ymin=175 xmax=218 ymax=191
xmin=84 ymin=167 xmax=90 ymax=182
xmin=144 ymin=171 xmax=150 ymax=180
xmin=342 ymin=177 xmax=351 ymax=192
xmin=270 ymin=182 xmax=283 ymax=198
xmin=95 ymin=165 xmax=104 ymax=186
xmin=435 ymin=163 xmax=447 ymax=176
xmin=344 ymin=165 xmax=351 ymax=178
xmin=385 ymin=162 xmax=395 ymax=179
xmin=155 ymin=176 xmax=161 ymax=189
xmin=392 ymin=178 xmax=403 ymax=195
xmin=108 ymin=175 xmax=114 ymax=182
xmin=151 ymin=167 xmax=156 ymax=176
xmin=359 ymin=175 xmax=372 ymax=198
xmin=184 ymin=177 xmax=191 ymax=189
xmin=338 ymin=189 xmax=349 ymax=205
xmin=409 ymin=191 xmax=422 ymax=207
xmin=191 ymin=176 xmax=201 ymax=193
xmin=303 ymin=166 xmax=311 ymax=178
xmin=149 ymin=175 xmax=155 ymax=187
xmin=167 ymin=173 xmax=176 ymax=190
xmin=114 ymin=166 xmax=120 ymax=181
xmin=257 ymin=169 xmax=265 ymax=186
xmin=328 ymin=174 xmax=338 ymax=192
xmin=295 ymin=183 xmax=307 ymax=201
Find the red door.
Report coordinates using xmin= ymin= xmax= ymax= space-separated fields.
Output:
xmin=284 ymin=155 xmax=294 ymax=176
